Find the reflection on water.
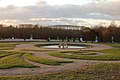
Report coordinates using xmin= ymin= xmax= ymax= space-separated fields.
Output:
xmin=42 ymin=45 xmax=86 ymax=49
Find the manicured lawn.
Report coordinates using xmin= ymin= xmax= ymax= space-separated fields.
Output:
xmin=0 ymin=63 xmax=119 ymax=80
xmin=49 ymin=44 xmax=120 ymax=60
xmin=0 ymin=43 xmax=18 ymax=47
xmin=22 ymin=49 xmax=53 ymax=52
xmin=0 ymin=52 xmax=37 ymax=69
xmin=0 ymin=51 xmax=16 ymax=58
xmin=49 ymin=49 xmax=120 ymax=60
xmin=0 ymin=43 xmax=18 ymax=50
xmin=61 ymin=50 xmax=97 ymax=55
xmin=0 ymin=43 xmax=119 ymax=80
xmin=23 ymin=53 xmax=72 ymax=65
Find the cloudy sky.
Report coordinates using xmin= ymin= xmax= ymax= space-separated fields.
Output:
xmin=0 ymin=0 xmax=120 ymax=26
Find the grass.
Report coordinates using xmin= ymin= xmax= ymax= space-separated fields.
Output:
xmin=108 ymin=43 xmax=120 ymax=48
xmin=0 ymin=43 xmax=18 ymax=47
xmin=0 ymin=43 xmax=119 ymax=79
xmin=0 ymin=52 xmax=37 ymax=69
xmin=0 ymin=43 xmax=18 ymax=50
xmin=0 ymin=63 xmax=120 ymax=80
xmin=61 ymin=50 xmax=97 ymax=55
xmin=23 ymin=53 xmax=72 ymax=65
xmin=0 ymin=51 xmax=16 ymax=58
xmin=22 ymin=49 xmax=54 ymax=52
xmin=49 ymin=49 xmax=120 ymax=60
xmin=49 ymin=43 xmax=120 ymax=60
xmin=83 ymin=63 xmax=120 ymax=79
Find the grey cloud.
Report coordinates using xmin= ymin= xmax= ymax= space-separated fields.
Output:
xmin=85 ymin=1 xmax=120 ymax=16
xmin=0 ymin=0 xmax=120 ymax=25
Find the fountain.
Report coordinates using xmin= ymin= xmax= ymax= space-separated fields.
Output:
xmin=40 ymin=43 xmax=86 ymax=49
xmin=58 ymin=43 xmax=68 ymax=49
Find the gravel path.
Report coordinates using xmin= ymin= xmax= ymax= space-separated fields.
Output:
xmin=0 ymin=42 xmax=119 ymax=76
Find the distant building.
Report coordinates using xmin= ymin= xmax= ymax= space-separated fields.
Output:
xmin=50 ymin=25 xmax=83 ymax=30
xmin=19 ymin=24 xmax=34 ymax=28
xmin=18 ymin=24 xmax=83 ymax=30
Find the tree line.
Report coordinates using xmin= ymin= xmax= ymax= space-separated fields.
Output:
xmin=0 ymin=24 xmax=120 ymax=43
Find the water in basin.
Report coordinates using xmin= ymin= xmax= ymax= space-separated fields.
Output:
xmin=42 ymin=45 xmax=86 ymax=49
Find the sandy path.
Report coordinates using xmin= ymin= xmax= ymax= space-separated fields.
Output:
xmin=0 ymin=42 xmax=119 ymax=76
xmin=82 ymin=43 xmax=112 ymax=50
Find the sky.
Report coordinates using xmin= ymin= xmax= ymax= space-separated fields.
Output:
xmin=0 ymin=0 xmax=120 ymax=26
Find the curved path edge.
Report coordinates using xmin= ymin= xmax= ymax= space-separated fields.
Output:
xmin=0 ymin=42 xmax=119 ymax=76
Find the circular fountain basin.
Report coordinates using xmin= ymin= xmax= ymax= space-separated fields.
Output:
xmin=41 ymin=44 xmax=86 ymax=49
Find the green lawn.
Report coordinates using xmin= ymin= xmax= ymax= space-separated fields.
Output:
xmin=0 ymin=43 xmax=120 ymax=80
xmin=0 ymin=51 xmax=16 ymax=58
xmin=107 ymin=43 xmax=120 ymax=48
xmin=0 ymin=51 xmax=37 ymax=69
xmin=22 ymin=49 xmax=53 ymax=52
xmin=49 ymin=44 xmax=120 ymax=60
xmin=61 ymin=50 xmax=97 ymax=55
xmin=0 ymin=43 xmax=18 ymax=47
xmin=23 ymin=53 xmax=72 ymax=66
xmin=0 ymin=43 xmax=18 ymax=50
xmin=0 ymin=63 xmax=120 ymax=80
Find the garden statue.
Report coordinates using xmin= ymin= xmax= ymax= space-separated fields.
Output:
xmin=30 ymin=35 xmax=33 ymax=40
xmin=58 ymin=43 xmax=68 ymax=49
xmin=12 ymin=37 xmax=14 ymax=39
xmin=95 ymin=36 xmax=98 ymax=42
